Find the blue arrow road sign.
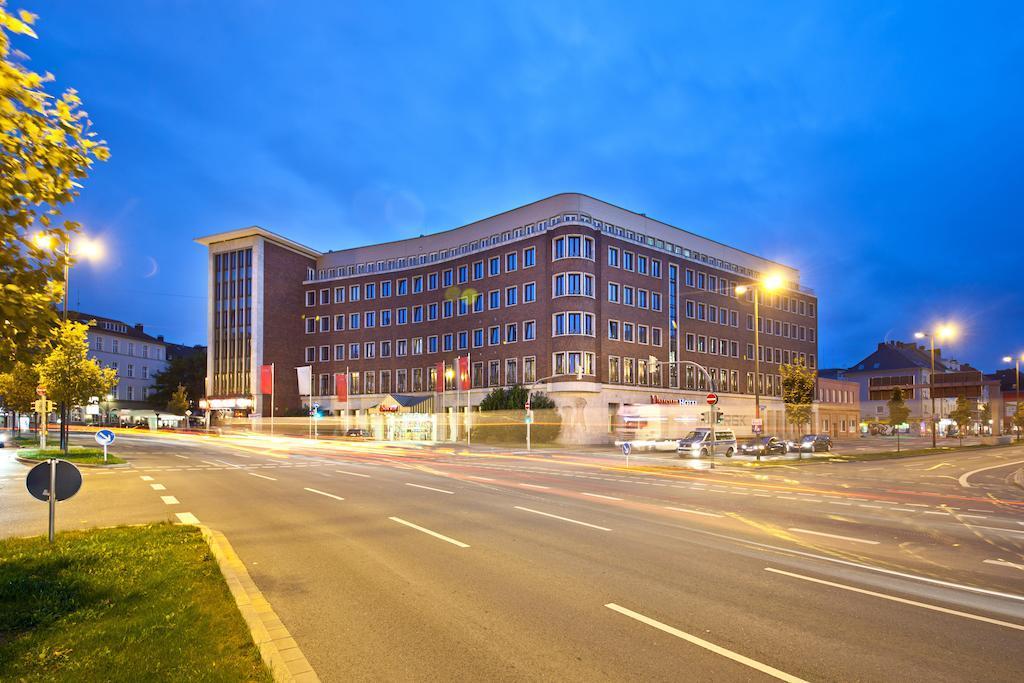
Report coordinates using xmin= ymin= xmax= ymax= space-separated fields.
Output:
xmin=94 ymin=429 xmax=116 ymax=446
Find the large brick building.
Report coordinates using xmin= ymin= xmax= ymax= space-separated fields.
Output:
xmin=196 ymin=193 xmax=819 ymax=443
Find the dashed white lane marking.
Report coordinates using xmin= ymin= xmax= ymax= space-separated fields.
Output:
xmin=304 ymin=487 xmax=344 ymax=501
xmin=582 ymin=492 xmax=623 ymax=501
xmin=175 ymin=512 xmax=200 ymax=524
xmin=605 ymin=603 xmax=807 ymax=682
xmin=468 ymin=476 xmax=495 ymax=481
xmin=160 ymin=496 xmax=180 ymax=505
xmin=665 ymin=506 xmax=724 ymax=518
xmin=150 ymin=484 xmax=166 ymax=491
xmin=215 ymin=459 xmax=243 ymax=469
xmin=172 ymin=454 xmax=189 ymax=459
xmin=984 ymin=559 xmax=1024 ymax=571
xmin=787 ymin=528 xmax=879 ymax=545
xmin=335 ymin=469 xmax=371 ymax=478
xmin=514 ymin=506 xmax=611 ymax=531
xmin=405 ymin=483 xmax=455 ymax=495
xmin=764 ymin=568 xmax=1024 ymax=632
xmin=520 ymin=483 xmax=550 ymax=489
xmin=140 ymin=475 xmax=154 ymax=481
xmin=201 ymin=460 xmax=220 ymax=466
xmin=388 ymin=516 xmax=470 ymax=548
xmin=248 ymin=472 xmax=277 ymax=481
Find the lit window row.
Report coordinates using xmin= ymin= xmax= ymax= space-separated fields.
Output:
xmin=606 ymin=246 xmax=661 ymax=278
xmin=607 ymin=320 xmax=662 ymax=346
xmin=607 ymin=282 xmax=662 ymax=310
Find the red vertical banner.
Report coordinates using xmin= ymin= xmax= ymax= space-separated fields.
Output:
xmin=458 ymin=356 xmax=470 ymax=391
xmin=335 ymin=373 xmax=348 ymax=402
xmin=435 ymin=361 xmax=445 ymax=393
xmin=259 ymin=364 xmax=274 ymax=395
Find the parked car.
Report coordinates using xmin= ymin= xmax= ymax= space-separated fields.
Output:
xmin=790 ymin=434 xmax=832 ymax=453
xmin=677 ymin=428 xmax=737 ymax=458
xmin=344 ymin=428 xmax=371 ymax=438
xmin=740 ymin=436 xmax=789 ymax=456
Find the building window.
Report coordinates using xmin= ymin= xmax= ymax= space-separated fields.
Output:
xmin=553 ymin=272 xmax=594 ymax=298
xmin=489 ymin=326 xmax=501 ymax=345
xmin=488 ymin=290 xmax=500 ymax=310
xmin=524 ymin=320 xmax=536 ymax=340
xmin=428 ymin=272 xmax=439 ymax=290
xmin=505 ymin=358 xmax=518 ymax=384
xmin=607 ymin=246 xmax=620 ymax=267
xmin=473 ymin=261 xmax=484 ymax=280
xmin=523 ymin=247 xmax=536 ymax=268
xmin=489 ymin=256 xmax=501 ymax=276
xmin=553 ymin=312 xmax=594 ymax=336
xmin=608 ymin=319 xmax=620 ymax=340
xmin=609 ymin=356 xmax=621 ymax=383
xmin=305 ymin=347 xmax=315 ymax=362
xmin=523 ymin=282 xmax=536 ymax=302
xmin=552 ymin=235 xmax=594 ymax=260
xmin=506 ymin=252 xmax=518 ymax=272
xmin=523 ymin=356 xmax=536 ymax=383
xmin=608 ymin=282 xmax=620 ymax=303
xmin=305 ymin=291 xmax=315 ymax=307
xmin=505 ymin=323 xmax=518 ymax=343
xmin=505 ymin=286 xmax=518 ymax=306
xmin=553 ymin=351 xmax=595 ymax=376
xmin=488 ymin=360 xmax=500 ymax=386
xmin=335 ymin=344 xmax=345 ymax=361
xmin=473 ymin=328 xmax=484 ymax=348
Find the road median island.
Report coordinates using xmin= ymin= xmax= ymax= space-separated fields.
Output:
xmin=14 ymin=447 xmax=126 ymax=466
xmin=0 ymin=523 xmax=272 ymax=682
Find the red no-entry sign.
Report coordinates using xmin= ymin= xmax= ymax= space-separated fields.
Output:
xmin=706 ymin=392 xmax=719 ymax=405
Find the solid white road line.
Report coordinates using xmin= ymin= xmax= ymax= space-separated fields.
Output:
xmin=304 ymin=487 xmax=344 ymax=501
xmin=605 ymin=603 xmax=807 ymax=682
xmin=335 ymin=469 xmax=371 ymax=478
xmin=787 ymin=528 xmax=879 ymax=545
xmin=582 ymin=492 xmax=623 ymax=501
xmin=958 ymin=459 xmax=1024 ymax=488
xmin=513 ymin=506 xmax=611 ymax=531
xmin=388 ymin=516 xmax=470 ymax=548
xmin=984 ymin=559 xmax=1024 ymax=571
xmin=150 ymin=484 xmax=166 ymax=491
xmin=175 ymin=512 xmax=200 ymax=524
xmin=172 ymin=454 xmax=189 ymax=459
xmin=160 ymin=496 xmax=179 ymax=505
xmin=248 ymin=472 xmax=277 ymax=481
xmin=764 ymin=568 xmax=1024 ymax=632
xmin=215 ymin=459 xmax=243 ymax=469
xmin=405 ymin=483 xmax=455 ymax=495
xmin=468 ymin=475 xmax=495 ymax=481
xmin=520 ymin=483 xmax=550 ymax=489
xmin=201 ymin=460 xmax=220 ymax=466
xmin=140 ymin=475 xmax=154 ymax=481
xmin=665 ymin=506 xmax=724 ymax=518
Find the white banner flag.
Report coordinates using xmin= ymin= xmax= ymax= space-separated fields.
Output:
xmin=296 ymin=365 xmax=312 ymax=396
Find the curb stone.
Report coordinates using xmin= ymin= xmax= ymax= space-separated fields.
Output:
xmin=195 ymin=524 xmax=320 ymax=683
xmin=1013 ymin=467 xmax=1024 ymax=491
xmin=13 ymin=454 xmax=129 ymax=469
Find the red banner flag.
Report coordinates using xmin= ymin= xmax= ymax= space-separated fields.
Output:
xmin=335 ymin=373 xmax=348 ymax=402
xmin=458 ymin=356 xmax=470 ymax=391
xmin=259 ymin=364 xmax=274 ymax=395
xmin=435 ymin=361 xmax=445 ymax=393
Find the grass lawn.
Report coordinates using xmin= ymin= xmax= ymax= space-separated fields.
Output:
xmin=0 ymin=524 xmax=271 ymax=682
xmin=726 ymin=443 xmax=1009 ymax=467
xmin=16 ymin=447 xmax=125 ymax=466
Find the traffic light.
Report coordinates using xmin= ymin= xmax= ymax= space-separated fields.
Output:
xmin=716 ymin=412 xmax=725 ymax=424
xmin=33 ymin=399 xmax=55 ymax=414
xmin=575 ymin=365 xmax=584 ymax=380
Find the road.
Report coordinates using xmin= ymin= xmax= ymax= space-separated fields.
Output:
xmin=2 ymin=433 xmax=1023 ymax=681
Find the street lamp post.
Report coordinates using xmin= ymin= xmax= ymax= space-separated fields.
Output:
xmin=736 ymin=274 xmax=783 ymax=437
xmin=914 ymin=325 xmax=957 ymax=449
xmin=1003 ymin=354 xmax=1023 ymax=440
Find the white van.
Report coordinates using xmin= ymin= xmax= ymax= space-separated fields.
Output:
xmin=677 ymin=428 xmax=738 ymax=458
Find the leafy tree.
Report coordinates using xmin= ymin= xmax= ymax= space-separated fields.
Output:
xmin=1013 ymin=407 xmax=1024 ymax=442
xmin=948 ymin=394 xmax=973 ymax=446
xmin=0 ymin=360 xmax=39 ymax=433
xmin=149 ymin=351 xmax=206 ymax=409
xmin=167 ymin=385 xmax=190 ymax=415
xmin=979 ymin=402 xmax=991 ymax=435
xmin=887 ymin=388 xmax=911 ymax=453
xmin=780 ymin=361 xmax=815 ymax=438
xmin=35 ymin=320 xmax=117 ymax=452
xmin=0 ymin=4 xmax=109 ymax=372
xmin=478 ymin=385 xmax=554 ymax=411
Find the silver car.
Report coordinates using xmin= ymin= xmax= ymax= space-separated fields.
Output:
xmin=677 ymin=428 xmax=738 ymax=458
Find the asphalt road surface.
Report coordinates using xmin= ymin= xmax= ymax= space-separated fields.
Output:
xmin=3 ymin=433 xmax=1023 ymax=682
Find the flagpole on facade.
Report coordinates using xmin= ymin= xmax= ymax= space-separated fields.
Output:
xmin=270 ymin=363 xmax=275 ymax=436
xmin=466 ymin=352 xmax=472 ymax=446
xmin=455 ymin=357 xmax=460 ymax=443
xmin=346 ymin=365 xmax=350 ymax=432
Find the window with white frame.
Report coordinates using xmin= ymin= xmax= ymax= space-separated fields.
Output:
xmin=553 ymin=312 xmax=594 ymax=336
xmin=552 ymin=235 xmax=594 ymax=260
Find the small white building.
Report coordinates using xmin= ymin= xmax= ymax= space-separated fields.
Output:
xmin=70 ymin=311 xmax=169 ymax=410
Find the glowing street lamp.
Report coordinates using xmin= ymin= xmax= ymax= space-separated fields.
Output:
xmin=914 ymin=324 xmax=959 ymax=448
xmin=735 ymin=272 xmax=785 ymax=431
xmin=32 ymin=231 xmax=105 ymax=321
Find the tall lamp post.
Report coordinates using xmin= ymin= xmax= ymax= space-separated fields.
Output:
xmin=1003 ymin=354 xmax=1023 ymax=440
xmin=914 ymin=324 xmax=957 ymax=448
xmin=735 ymin=273 xmax=784 ymax=435
xmin=33 ymin=232 xmax=104 ymax=450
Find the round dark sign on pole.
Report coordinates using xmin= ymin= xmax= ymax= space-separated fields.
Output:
xmin=706 ymin=392 xmax=719 ymax=406
xmin=26 ymin=459 xmax=83 ymax=502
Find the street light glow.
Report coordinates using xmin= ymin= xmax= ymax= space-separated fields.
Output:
xmin=734 ymin=284 xmax=748 ymax=296
xmin=32 ymin=232 xmax=56 ymax=250
xmin=936 ymin=323 xmax=957 ymax=340
xmin=914 ymin=331 xmax=925 ymax=339
xmin=761 ymin=273 xmax=784 ymax=292
xmin=1005 ymin=356 xmax=1014 ymax=363
xmin=75 ymin=237 xmax=104 ymax=261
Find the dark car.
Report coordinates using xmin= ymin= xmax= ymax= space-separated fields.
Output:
xmin=795 ymin=434 xmax=832 ymax=452
xmin=740 ymin=436 xmax=788 ymax=455
xmin=344 ymin=428 xmax=371 ymax=438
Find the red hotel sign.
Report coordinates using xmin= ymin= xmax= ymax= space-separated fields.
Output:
xmin=650 ymin=395 xmax=698 ymax=406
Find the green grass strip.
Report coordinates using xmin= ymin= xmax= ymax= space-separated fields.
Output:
xmin=0 ymin=524 xmax=271 ymax=682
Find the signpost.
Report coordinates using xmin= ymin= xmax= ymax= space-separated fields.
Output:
xmin=751 ymin=418 xmax=763 ymax=435
xmin=26 ymin=459 xmax=82 ymax=542
xmin=621 ymin=441 xmax=631 ymax=468
xmin=706 ymin=392 xmax=719 ymax=405
xmin=94 ymin=428 xmax=116 ymax=463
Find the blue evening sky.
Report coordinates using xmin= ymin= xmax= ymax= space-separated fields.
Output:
xmin=15 ymin=1 xmax=1024 ymax=370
